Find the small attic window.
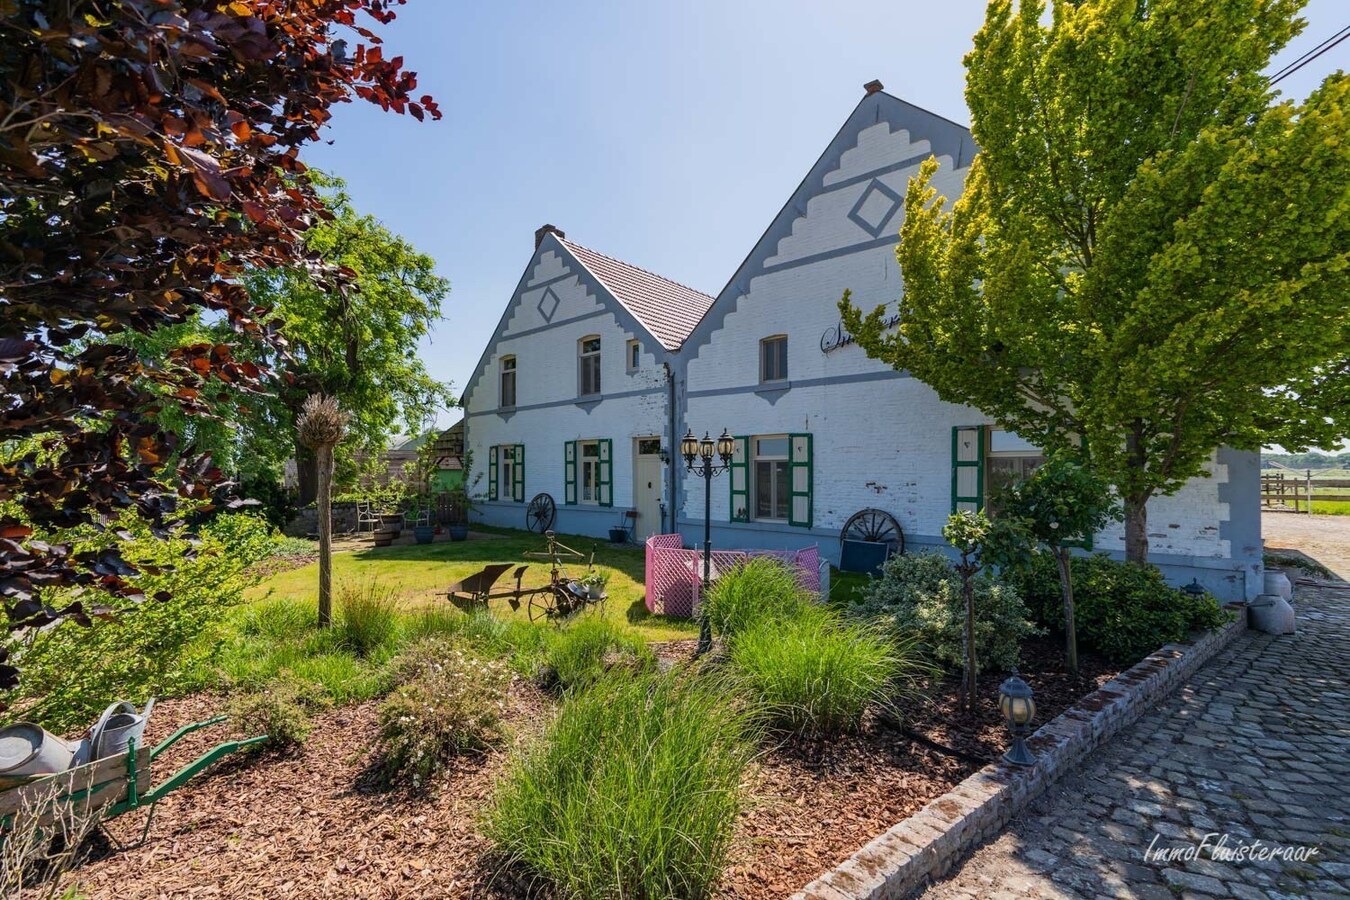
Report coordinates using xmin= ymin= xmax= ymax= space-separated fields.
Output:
xmin=626 ymin=340 xmax=640 ymax=371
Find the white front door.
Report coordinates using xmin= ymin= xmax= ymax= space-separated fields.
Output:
xmin=633 ymin=438 xmax=664 ymax=540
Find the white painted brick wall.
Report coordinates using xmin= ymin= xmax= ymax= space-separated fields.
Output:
xmin=464 ymin=252 xmax=669 ymax=511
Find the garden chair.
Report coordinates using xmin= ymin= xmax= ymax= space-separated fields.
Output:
xmin=355 ymin=500 xmax=381 ymax=534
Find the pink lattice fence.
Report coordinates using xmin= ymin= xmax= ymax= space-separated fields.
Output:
xmin=644 ymin=534 xmax=821 ymax=618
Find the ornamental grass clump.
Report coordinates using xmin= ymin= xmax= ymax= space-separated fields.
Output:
xmin=486 ymin=671 xmax=757 ymax=900
xmin=702 ymin=556 xmax=812 ymax=640
xmin=729 ymin=605 xmax=925 ymax=737
xmin=376 ymin=640 xmax=511 ymax=792
xmin=539 ymin=616 xmax=654 ymax=692
xmin=336 ymin=581 xmax=400 ymax=657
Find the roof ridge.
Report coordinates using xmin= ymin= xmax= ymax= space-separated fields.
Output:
xmin=558 ymin=237 xmax=714 ymax=300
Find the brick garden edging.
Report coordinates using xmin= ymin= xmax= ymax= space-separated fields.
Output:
xmin=793 ymin=610 xmax=1250 ymax=900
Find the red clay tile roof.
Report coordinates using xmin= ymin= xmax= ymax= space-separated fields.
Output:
xmin=559 ymin=238 xmax=714 ymax=351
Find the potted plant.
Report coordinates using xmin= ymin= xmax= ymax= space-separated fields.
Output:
xmin=413 ymin=521 xmax=435 ymax=544
xmin=445 ymin=485 xmax=472 ymax=542
xmin=576 ymin=570 xmax=610 ymax=600
xmin=372 ymin=526 xmax=397 ymax=548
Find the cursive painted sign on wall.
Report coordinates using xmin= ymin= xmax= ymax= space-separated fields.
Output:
xmin=820 ymin=313 xmax=901 ymax=354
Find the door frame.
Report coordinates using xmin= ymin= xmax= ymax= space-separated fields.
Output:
xmin=632 ymin=436 xmax=664 ymax=540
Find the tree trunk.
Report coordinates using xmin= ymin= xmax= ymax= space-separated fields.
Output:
xmin=1123 ymin=496 xmax=1149 ymax=564
xmin=1055 ymin=546 xmax=1078 ymax=676
xmin=317 ymin=444 xmax=333 ymax=628
xmin=962 ymin=568 xmax=978 ymax=710
xmin=296 ymin=440 xmax=319 ymax=507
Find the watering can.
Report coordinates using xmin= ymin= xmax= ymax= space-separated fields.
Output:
xmin=0 ymin=723 xmax=78 ymax=779
xmin=71 ymin=698 xmax=155 ymax=766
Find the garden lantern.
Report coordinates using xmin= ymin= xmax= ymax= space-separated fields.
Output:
xmin=998 ymin=671 xmax=1037 ymax=767
xmin=1182 ymin=579 xmax=1206 ymax=601
xmin=683 ymin=424 xmax=734 ymax=656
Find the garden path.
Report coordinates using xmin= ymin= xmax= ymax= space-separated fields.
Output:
xmin=917 ymin=580 xmax=1350 ymax=899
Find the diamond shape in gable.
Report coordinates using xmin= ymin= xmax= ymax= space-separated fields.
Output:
xmin=536 ymin=286 xmax=561 ymax=323
xmin=847 ymin=178 xmax=904 ymax=238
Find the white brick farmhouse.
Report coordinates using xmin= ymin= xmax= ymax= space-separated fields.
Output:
xmin=461 ymin=82 xmax=1263 ymax=601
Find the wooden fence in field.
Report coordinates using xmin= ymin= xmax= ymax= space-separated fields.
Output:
xmin=1260 ymin=471 xmax=1350 ymax=513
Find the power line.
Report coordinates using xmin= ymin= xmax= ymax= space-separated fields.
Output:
xmin=1270 ymin=24 xmax=1350 ymax=85
xmin=1270 ymin=23 xmax=1349 ymax=81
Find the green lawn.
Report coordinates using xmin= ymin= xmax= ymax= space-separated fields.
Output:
xmin=248 ymin=527 xmax=698 ymax=642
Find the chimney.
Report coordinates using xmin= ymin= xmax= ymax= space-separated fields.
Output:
xmin=864 ymin=79 xmax=884 ymax=96
xmin=535 ymin=223 xmax=565 ymax=249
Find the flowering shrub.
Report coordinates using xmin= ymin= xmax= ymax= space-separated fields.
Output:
xmin=376 ymin=639 xmax=512 ymax=792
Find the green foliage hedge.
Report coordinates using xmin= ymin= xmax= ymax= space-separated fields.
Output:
xmin=486 ymin=672 xmax=756 ymax=900
xmin=1011 ymin=553 xmax=1229 ymax=664
xmin=5 ymin=512 xmax=274 ymax=731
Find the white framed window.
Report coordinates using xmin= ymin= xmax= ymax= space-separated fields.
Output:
xmin=752 ymin=435 xmax=790 ymax=521
xmin=760 ymin=335 xmax=788 ymax=383
xmin=579 ymin=440 xmax=601 ymax=504
xmin=499 ymin=355 xmax=516 ymax=408
xmin=986 ymin=428 xmax=1044 ymax=511
xmin=626 ymin=339 xmax=641 ymax=371
xmin=578 ymin=335 xmax=601 ymax=396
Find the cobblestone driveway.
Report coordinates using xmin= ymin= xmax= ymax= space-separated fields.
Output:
xmin=918 ymin=582 xmax=1350 ymax=900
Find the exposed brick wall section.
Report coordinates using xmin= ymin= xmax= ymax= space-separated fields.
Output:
xmin=792 ymin=611 xmax=1250 ymax=900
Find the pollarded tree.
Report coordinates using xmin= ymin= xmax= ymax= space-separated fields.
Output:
xmin=0 ymin=1 xmax=437 ymax=692
xmin=297 ymin=395 xmax=349 ymax=628
xmin=841 ymin=0 xmax=1349 ymax=563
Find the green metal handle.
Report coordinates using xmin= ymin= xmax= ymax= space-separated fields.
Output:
xmin=150 ymin=715 xmax=228 ymax=760
xmin=137 ymin=734 xmax=268 ymax=806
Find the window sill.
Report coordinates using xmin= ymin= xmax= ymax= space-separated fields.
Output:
xmin=755 ymin=381 xmax=791 ymax=396
xmin=574 ymin=396 xmax=602 ymax=412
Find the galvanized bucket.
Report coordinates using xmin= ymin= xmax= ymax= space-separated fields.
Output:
xmin=85 ymin=699 xmax=154 ymax=763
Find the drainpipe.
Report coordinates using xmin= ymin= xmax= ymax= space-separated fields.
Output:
xmin=665 ymin=360 xmax=678 ymax=538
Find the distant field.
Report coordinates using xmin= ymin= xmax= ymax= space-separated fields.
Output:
xmin=1311 ymin=500 xmax=1350 ymax=516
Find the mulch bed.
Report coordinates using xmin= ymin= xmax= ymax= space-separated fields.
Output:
xmin=52 ymin=637 xmax=1121 ymax=900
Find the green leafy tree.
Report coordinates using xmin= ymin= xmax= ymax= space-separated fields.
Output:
xmin=988 ymin=456 xmax=1120 ymax=674
xmin=246 ymin=174 xmax=452 ymax=505
xmin=842 ymin=0 xmax=1349 ymax=564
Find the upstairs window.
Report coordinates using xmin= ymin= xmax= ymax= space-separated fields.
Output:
xmin=627 ymin=339 xmax=641 ymax=372
xmin=760 ymin=335 xmax=788 ymax=383
xmin=499 ymin=355 xmax=516 ymax=408
xmin=579 ymin=336 xmax=601 ymax=396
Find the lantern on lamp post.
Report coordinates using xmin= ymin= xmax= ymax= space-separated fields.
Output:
xmin=998 ymin=671 xmax=1037 ymax=767
xmin=683 ymin=427 xmax=734 ymax=656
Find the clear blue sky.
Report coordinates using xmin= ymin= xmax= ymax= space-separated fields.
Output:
xmin=304 ymin=0 xmax=1348 ymax=430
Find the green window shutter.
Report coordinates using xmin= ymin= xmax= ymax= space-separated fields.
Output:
xmin=729 ymin=436 xmax=750 ymax=522
xmin=564 ymin=441 xmax=577 ymax=505
xmin=488 ymin=445 xmax=499 ymax=502
xmin=598 ymin=438 xmax=613 ymax=507
xmin=951 ymin=426 xmax=984 ymax=513
xmin=789 ymin=433 xmax=813 ymax=528
xmin=513 ymin=444 xmax=525 ymax=502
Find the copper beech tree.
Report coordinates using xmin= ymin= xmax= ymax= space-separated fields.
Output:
xmin=0 ymin=1 xmax=438 ymax=691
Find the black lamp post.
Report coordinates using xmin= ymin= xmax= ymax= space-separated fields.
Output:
xmin=682 ymin=427 xmax=735 ymax=655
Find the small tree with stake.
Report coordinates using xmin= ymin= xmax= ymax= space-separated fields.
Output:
xmin=297 ymin=395 xmax=349 ymax=628
xmin=943 ymin=510 xmax=994 ymax=710
xmin=990 ymin=456 xmax=1120 ymax=676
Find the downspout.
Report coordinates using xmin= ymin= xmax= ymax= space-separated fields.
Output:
xmin=665 ymin=360 xmax=678 ymax=537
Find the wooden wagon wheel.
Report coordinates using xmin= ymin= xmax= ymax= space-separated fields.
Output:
xmin=526 ymin=492 xmax=557 ymax=533
xmin=841 ymin=508 xmax=905 ymax=556
xmin=527 ymin=587 xmax=559 ymax=623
